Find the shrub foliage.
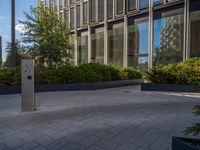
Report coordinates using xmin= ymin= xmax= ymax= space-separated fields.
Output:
xmin=146 ymin=58 xmax=200 ymax=85
xmin=0 ymin=63 xmax=142 ymax=86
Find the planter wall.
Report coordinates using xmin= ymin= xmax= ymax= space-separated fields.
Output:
xmin=141 ymin=83 xmax=200 ymax=93
xmin=172 ymin=137 xmax=200 ymax=150
xmin=0 ymin=79 xmax=143 ymax=95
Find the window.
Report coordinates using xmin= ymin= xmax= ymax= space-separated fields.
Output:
xmin=98 ymin=0 xmax=104 ymax=21
xmin=70 ymin=8 xmax=75 ymax=29
xmin=60 ymin=0 xmax=63 ymax=8
xmin=77 ymin=33 xmax=88 ymax=64
xmin=91 ymin=30 xmax=104 ymax=63
xmin=90 ymin=0 xmax=96 ymax=22
xmin=128 ymin=0 xmax=136 ymax=11
xmin=65 ymin=0 xmax=69 ymax=5
xmin=70 ymin=0 xmax=74 ymax=4
xmin=107 ymin=0 xmax=113 ymax=19
xmin=76 ymin=5 xmax=80 ymax=28
xmin=153 ymin=9 xmax=184 ymax=65
xmin=108 ymin=23 xmax=124 ymax=66
xmin=54 ymin=0 xmax=58 ymax=8
xmin=154 ymin=0 xmax=163 ymax=5
xmin=116 ymin=0 xmax=123 ymax=15
xmin=128 ymin=17 xmax=149 ymax=71
xmin=83 ymin=2 xmax=88 ymax=24
xmin=140 ymin=0 xmax=149 ymax=9
xmin=65 ymin=10 xmax=69 ymax=26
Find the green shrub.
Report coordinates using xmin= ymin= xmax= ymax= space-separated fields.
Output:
xmin=146 ymin=58 xmax=200 ymax=85
xmin=120 ymin=67 xmax=142 ymax=80
xmin=0 ymin=68 xmax=20 ymax=86
xmin=0 ymin=63 xmax=142 ymax=86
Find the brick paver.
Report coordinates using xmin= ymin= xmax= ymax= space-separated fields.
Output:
xmin=0 ymin=85 xmax=199 ymax=150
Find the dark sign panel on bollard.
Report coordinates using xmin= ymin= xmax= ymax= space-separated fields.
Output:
xmin=21 ymin=59 xmax=35 ymax=112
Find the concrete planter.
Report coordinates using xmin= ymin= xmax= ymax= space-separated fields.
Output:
xmin=172 ymin=137 xmax=200 ymax=150
xmin=141 ymin=83 xmax=200 ymax=93
xmin=0 ymin=79 xmax=143 ymax=95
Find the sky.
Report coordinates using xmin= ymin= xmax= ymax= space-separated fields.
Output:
xmin=0 ymin=0 xmax=37 ymax=61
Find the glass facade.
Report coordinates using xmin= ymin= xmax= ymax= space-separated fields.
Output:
xmin=77 ymin=33 xmax=88 ymax=64
xmin=91 ymin=30 xmax=104 ymax=63
xmin=46 ymin=0 xmax=200 ymax=67
xmin=153 ymin=9 xmax=184 ymax=65
xmin=108 ymin=23 xmax=124 ymax=66
xmin=128 ymin=18 xmax=149 ymax=71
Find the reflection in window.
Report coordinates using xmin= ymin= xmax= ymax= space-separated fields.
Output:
xmin=83 ymin=2 xmax=88 ymax=24
xmin=190 ymin=9 xmax=200 ymax=57
xmin=128 ymin=19 xmax=149 ymax=71
xmin=116 ymin=0 xmax=123 ymax=15
xmin=153 ymin=12 xmax=184 ymax=65
xmin=108 ymin=24 xmax=124 ymax=66
xmin=77 ymin=34 xmax=88 ymax=64
xmin=154 ymin=0 xmax=163 ymax=5
xmin=91 ymin=31 xmax=104 ymax=63
xmin=140 ymin=0 xmax=149 ymax=9
xmin=107 ymin=0 xmax=113 ymax=19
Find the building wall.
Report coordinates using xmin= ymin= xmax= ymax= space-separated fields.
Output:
xmin=39 ymin=0 xmax=200 ymax=69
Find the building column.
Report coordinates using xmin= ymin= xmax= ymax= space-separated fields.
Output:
xmin=88 ymin=26 xmax=92 ymax=63
xmin=123 ymin=15 xmax=128 ymax=67
xmin=104 ymin=0 xmax=108 ymax=64
xmin=148 ymin=0 xmax=153 ymax=68
xmin=184 ymin=0 xmax=190 ymax=60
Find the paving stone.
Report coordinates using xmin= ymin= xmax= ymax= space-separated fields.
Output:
xmin=86 ymin=145 xmax=104 ymax=150
xmin=0 ymin=86 xmax=200 ymax=150
xmin=31 ymin=145 xmax=49 ymax=150
xmin=150 ymin=140 xmax=170 ymax=150
xmin=96 ymin=139 xmax=119 ymax=150
xmin=80 ymin=135 xmax=101 ymax=147
xmin=14 ymin=141 xmax=38 ymax=150
xmin=60 ymin=142 xmax=85 ymax=150
xmin=115 ymin=142 xmax=138 ymax=150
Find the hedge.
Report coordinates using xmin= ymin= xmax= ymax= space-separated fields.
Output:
xmin=146 ymin=58 xmax=200 ymax=85
xmin=0 ymin=63 xmax=142 ymax=86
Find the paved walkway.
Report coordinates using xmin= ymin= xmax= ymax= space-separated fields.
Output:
xmin=0 ymin=86 xmax=200 ymax=150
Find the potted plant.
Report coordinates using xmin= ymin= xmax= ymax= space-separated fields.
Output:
xmin=172 ymin=105 xmax=200 ymax=150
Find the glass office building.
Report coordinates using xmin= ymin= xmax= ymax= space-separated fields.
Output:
xmin=40 ymin=0 xmax=200 ymax=69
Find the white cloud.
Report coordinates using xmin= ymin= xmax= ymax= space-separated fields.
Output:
xmin=15 ymin=23 xmax=26 ymax=34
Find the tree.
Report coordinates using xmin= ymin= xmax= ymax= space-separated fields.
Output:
xmin=20 ymin=3 xmax=73 ymax=68
xmin=4 ymin=40 xmax=27 ymax=67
